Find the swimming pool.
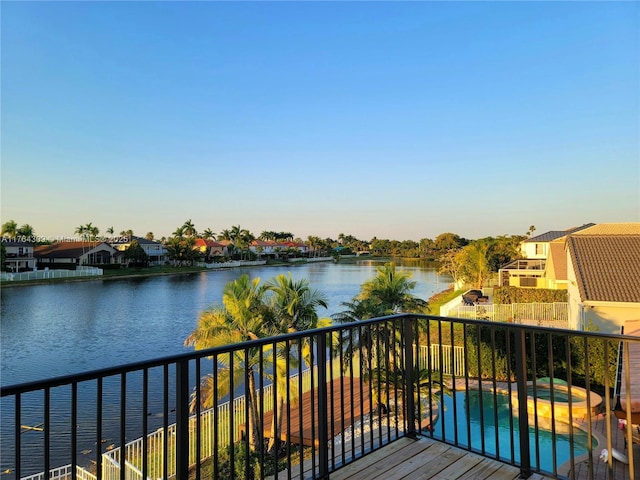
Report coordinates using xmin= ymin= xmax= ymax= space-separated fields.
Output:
xmin=429 ymin=390 xmax=596 ymax=474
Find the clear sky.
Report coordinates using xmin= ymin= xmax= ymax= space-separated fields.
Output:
xmin=1 ymin=1 xmax=638 ymax=242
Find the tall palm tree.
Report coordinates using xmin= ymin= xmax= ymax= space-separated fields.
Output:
xmin=333 ymin=263 xmax=428 ymax=403
xmin=230 ymin=225 xmax=253 ymax=260
xmin=184 ymin=275 xmax=273 ymax=451
xmin=84 ymin=223 xmax=99 ymax=240
xmin=217 ymin=229 xmax=232 ymax=241
xmin=360 ymin=263 xmax=427 ymax=315
xmin=16 ymin=224 xmax=34 ymax=239
xmin=1 ymin=220 xmax=18 ymax=239
xmin=201 ymin=228 xmax=215 ymax=240
xmin=172 ymin=226 xmax=185 ymax=239
xmin=106 ymin=226 xmax=114 ymax=235
xmin=145 ymin=232 xmax=154 ymax=241
xmin=182 ymin=219 xmax=197 ymax=238
xmin=264 ymin=273 xmax=330 ymax=451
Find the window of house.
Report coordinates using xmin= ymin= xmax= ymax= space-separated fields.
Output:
xmin=535 ymin=244 xmax=544 ymax=255
xmin=520 ymin=277 xmax=537 ymax=287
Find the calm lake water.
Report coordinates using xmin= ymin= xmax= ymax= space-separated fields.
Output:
xmin=1 ymin=259 xmax=449 ymax=386
xmin=0 ymin=259 xmax=450 ymax=476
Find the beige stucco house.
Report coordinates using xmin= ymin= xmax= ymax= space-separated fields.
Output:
xmin=499 ymin=223 xmax=594 ymax=288
xmin=565 ymin=223 xmax=640 ymax=333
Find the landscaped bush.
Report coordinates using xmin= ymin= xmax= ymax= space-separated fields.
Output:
xmin=462 ymin=321 xmax=618 ymax=393
xmin=464 ymin=326 xmax=513 ymax=381
xmin=493 ymin=286 xmax=568 ymax=304
xmin=196 ymin=442 xmax=285 ymax=479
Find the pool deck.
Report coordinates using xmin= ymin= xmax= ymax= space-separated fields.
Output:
xmin=571 ymin=409 xmax=640 ymax=480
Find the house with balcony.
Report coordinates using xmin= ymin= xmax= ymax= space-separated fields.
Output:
xmin=34 ymin=241 xmax=118 ymax=269
xmin=566 ymin=223 xmax=640 ymax=333
xmin=498 ymin=223 xmax=595 ymax=288
xmin=109 ymin=236 xmax=168 ymax=266
xmin=1 ymin=240 xmax=37 ymax=272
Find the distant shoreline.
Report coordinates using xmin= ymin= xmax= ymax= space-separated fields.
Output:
xmin=0 ymin=256 xmax=439 ymax=288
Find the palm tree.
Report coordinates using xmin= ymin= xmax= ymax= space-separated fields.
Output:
xmin=1 ymin=220 xmax=18 ymax=239
xmin=16 ymin=224 xmax=34 ymax=238
xmin=84 ymin=223 xmax=99 ymax=241
xmin=264 ymin=273 xmax=330 ymax=451
xmin=360 ymin=263 xmax=428 ymax=315
xmin=217 ymin=229 xmax=232 ymax=241
xmin=230 ymin=225 xmax=253 ymax=260
xmin=106 ymin=226 xmax=114 ymax=235
xmin=333 ymin=263 xmax=428 ymax=407
xmin=145 ymin=232 xmax=154 ymax=241
xmin=332 ymin=297 xmax=386 ymax=378
xmin=172 ymin=226 xmax=185 ymax=239
xmin=184 ymin=275 xmax=273 ymax=451
xmin=201 ymin=228 xmax=215 ymax=240
xmin=182 ymin=219 xmax=197 ymax=238
xmin=166 ymin=237 xmax=186 ymax=266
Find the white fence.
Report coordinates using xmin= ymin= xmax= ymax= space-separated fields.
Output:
xmin=419 ymin=344 xmax=466 ymax=377
xmin=446 ymin=303 xmax=568 ymax=329
xmin=196 ymin=260 xmax=267 ymax=269
xmin=1 ymin=267 xmax=103 ymax=282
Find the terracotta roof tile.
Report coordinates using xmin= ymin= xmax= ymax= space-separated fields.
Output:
xmin=567 ymin=235 xmax=640 ymax=303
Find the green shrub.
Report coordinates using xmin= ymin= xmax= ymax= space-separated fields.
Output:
xmin=493 ymin=286 xmax=567 ymax=304
xmin=197 ymin=442 xmax=285 ymax=479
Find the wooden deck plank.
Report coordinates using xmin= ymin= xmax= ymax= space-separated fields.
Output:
xmin=452 ymin=457 xmax=509 ymax=480
xmin=331 ymin=438 xmax=433 ymax=480
xmin=260 ymin=376 xmax=372 ymax=447
xmin=426 ymin=452 xmax=485 ymax=480
xmin=385 ymin=443 xmax=465 ymax=480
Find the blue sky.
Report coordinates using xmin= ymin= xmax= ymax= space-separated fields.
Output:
xmin=2 ymin=1 xmax=638 ymax=242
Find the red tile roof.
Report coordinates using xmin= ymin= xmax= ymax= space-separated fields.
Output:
xmin=34 ymin=241 xmax=111 ymax=259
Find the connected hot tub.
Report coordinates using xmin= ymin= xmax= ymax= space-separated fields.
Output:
xmin=510 ymin=380 xmax=602 ymax=433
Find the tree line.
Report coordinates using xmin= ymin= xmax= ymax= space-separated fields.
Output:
xmin=1 ymin=218 xmax=529 ymax=280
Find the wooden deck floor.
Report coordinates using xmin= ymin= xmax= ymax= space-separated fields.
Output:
xmin=329 ymin=436 xmax=553 ymax=480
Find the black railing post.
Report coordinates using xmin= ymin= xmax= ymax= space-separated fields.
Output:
xmin=317 ymin=332 xmax=330 ymax=479
xmin=176 ymin=359 xmax=190 ymax=480
xmin=403 ymin=316 xmax=417 ymax=439
xmin=514 ymin=328 xmax=532 ymax=478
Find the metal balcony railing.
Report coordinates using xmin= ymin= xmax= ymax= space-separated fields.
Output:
xmin=1 ymin=315 xmax=638 ymax=480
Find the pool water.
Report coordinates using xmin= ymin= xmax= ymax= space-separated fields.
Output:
xmin=430 ymin=390 xmax=595 ymax=474
xmin=527 ymin=386 xmax=584 ymax=403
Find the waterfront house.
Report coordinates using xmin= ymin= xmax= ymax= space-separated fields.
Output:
xmin=249 ymin=239 xmax=281 ymax=257
xmin=566 ymin=223 xmax=640 ymax=333
xmin=498 ymin=223 xmax=595 ymax=288
xmin=2 ymin=240 xmax=36 ymax=272
xmin=34 ymin=241 xmax=118 ymax=269
xmin=110 ymin=235 xmax=168 ymax=266
xmin=193 ymin=238 xmax=228 ymax=259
